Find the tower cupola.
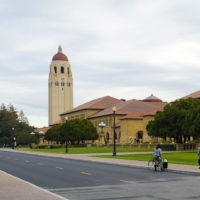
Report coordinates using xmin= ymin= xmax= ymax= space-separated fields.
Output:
xmin=52 ymin=45 xmax=68 ymax=61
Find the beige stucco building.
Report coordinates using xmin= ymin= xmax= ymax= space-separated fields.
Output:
xmin=48 ymin=46 xmax=73 ymax=125
xmin=60 ymin=95 xmax=167 ymax=144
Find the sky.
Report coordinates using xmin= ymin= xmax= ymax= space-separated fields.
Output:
xmin=1 ymin=0 xmax=200 ymax=127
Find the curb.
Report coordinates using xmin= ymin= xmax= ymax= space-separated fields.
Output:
xmin=64 ymin=157 xmax=200 ymax=176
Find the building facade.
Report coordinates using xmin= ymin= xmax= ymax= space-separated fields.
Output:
xmin=48 ymin=46 xmax=73 ymax=125
xmin=60 ymin=95 xmax=167 ymax=144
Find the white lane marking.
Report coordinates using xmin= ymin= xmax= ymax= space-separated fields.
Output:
xmin=0 ymin=170 xmax=69 ymax=200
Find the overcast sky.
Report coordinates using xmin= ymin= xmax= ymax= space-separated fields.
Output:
xmin=1 ymin=0 xmax=200 ymax=127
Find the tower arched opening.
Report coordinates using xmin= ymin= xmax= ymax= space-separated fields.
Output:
xmin=61 ymin=66 xmax=64 ymax=73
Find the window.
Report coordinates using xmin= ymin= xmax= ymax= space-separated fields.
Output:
xmin=80 ymin=114 xmax=85 ymax=119
xmin=61 ymin=66 xmax=64 ymax=73
xmin=54 ymin=66 xmax=57 ymax=73
xmin=61 ymin=82 xmax=65 ymax=86
xmin=55 ymin=81 xmax=59 ymax=86
xmin=67 ymin=82 xmax=71 ymax=86
xmin=67 ymin=67 xmax=70 ymax=76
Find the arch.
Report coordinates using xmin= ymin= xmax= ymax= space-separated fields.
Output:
xmin=105 ymin=132 xmax=109 ymax=144
xmin=118 ymin=131 xmax=121 ymax=143
xmin=54 ymin=66 xmax=57 ymax=73
xmin=106 ymin=132 xmax=110 ymax=140
xmin=61 ymin=66 xmax=64 ymax=73
xmin=61 ymin=82 xmax=65 ymax=86
xmin=67 ymin=67 xmax=70 ymax=76
xmin=137 ymin=131 xmax=143 ymax=143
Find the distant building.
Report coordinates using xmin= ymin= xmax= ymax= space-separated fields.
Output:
xmin=48 ymin=46 xmax=73 ymax=125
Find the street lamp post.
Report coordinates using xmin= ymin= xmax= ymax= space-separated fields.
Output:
xmin=65 ymin=117 xmax=68 ymax=153
xmin=13 ymin=137 xmax=16 ymax=149
xmin=12 ymin=128 xmax=16 ymax=149
xmin=112 ymin=106 xmax=117 ymax=156
xmin=98 ymin=122 xmax=106 ymax=144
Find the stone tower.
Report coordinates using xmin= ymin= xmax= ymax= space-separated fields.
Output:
xmin=48 ymin=46 xmax=73 ymax=125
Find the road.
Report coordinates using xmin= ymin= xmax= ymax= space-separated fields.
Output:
xmin=0 ymin=151 xmax=200 ymax=200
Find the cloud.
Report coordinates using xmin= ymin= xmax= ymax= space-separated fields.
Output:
xmin=0 ymin=0 xmax=200 ymax=127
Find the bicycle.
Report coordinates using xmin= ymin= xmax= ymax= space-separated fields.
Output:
xmin=148 ymin=157 xmax=166 ymax=172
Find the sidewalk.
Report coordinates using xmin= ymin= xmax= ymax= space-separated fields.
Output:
xmin=0 ymin=170 xmax=67 ymax=200
xmin=0 ymin=149 xmax=200 ymax=200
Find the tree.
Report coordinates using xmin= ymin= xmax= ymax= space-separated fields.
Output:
xmin=15 ymin=132 xmax=39 ymax=145
xmin=45 ymin=124 xmax=65 ymax=144
xmin=45 ymin=119 xmax=98 ymax=144
xmin=18 ymin=110 xmax=29 ymax=124
xmin=0 ymin=104 xmax=18 ymax=138
xmin=0 ymin=104 xmax=34 ymax=144
xmin=146 ymin=98 xmax=200 ymax=143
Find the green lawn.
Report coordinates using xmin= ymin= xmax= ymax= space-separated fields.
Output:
xmin=17 ymin=147 xmax=153 ymax=154
xmin=96 ymin=152 xmax=198 ymax=165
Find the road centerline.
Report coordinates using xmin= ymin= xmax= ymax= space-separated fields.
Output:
xmin=56 ymin=166 xmax=64 ymax=170
xmin=80 ymin=171 xmax=92 ymax=175
xmin=120 ymin=180 xmax=136 ymax=184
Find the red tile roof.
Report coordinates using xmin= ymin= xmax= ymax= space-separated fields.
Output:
xmin=60 ymin=96 xmax=122 ymax=115
xmin=52 ymin=53 xmax=68 ymax=61
xmin=120 ymin=107 xmax=164 ymax=120
xmin=120 ymin=113 xmax=143 ymax=120
xmin=34 ymin=127 xmax=50 ymax=135
xmin=49 ymin=120 xmax=62 ymax=126
xmin=179 ymin=90 xmax=200 ymax=100
xmin=52 ymin=46 xmax=68 ymax=61
xmin=88 ymin=99 xmax=167 ymax=119
xmin=143 ymin=107 xmax=164 ymax=116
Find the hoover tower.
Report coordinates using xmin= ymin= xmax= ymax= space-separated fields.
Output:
xmin=48 ymin=46 xmax=73 ymax=125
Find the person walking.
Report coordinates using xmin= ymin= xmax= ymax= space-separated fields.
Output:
xmin=154 ymin=144 xmax=162 ymax=160
xmin=154 ymin=144 xmax=162 ymax=171
xmin=198 ymin=147 xmax=200 ymax=169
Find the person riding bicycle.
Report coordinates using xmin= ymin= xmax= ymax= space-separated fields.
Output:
xmin=154 ymin=144 xmax=162 ymax=162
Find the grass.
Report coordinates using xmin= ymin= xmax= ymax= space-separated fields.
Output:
xmin=96 ymin=152 xmax=199 ymax=165
xmin=16 ymin=147 xmax=153 ymax=154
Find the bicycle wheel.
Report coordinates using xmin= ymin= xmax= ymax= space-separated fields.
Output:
xmin=154 ymin=164 xmax=157 ymax=171
xmin=148 ymin=160 xmax=154 ymax=167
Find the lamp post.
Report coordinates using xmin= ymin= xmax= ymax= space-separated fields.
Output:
xmin=112 ymin=106 xmax=117 ymax=156
xmin=12 ymin=128 xmax=16 ymax=149
xmin=98 ymin=122 xmax=106 ymax=144
xmin=65 ymin=117 xmax=68 ymax=153
xmin=13 ymin=137 xmax=16 ymax=149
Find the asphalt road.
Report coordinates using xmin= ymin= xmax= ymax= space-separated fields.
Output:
xmin=0 ymin=151 xmax=200 ymax=200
